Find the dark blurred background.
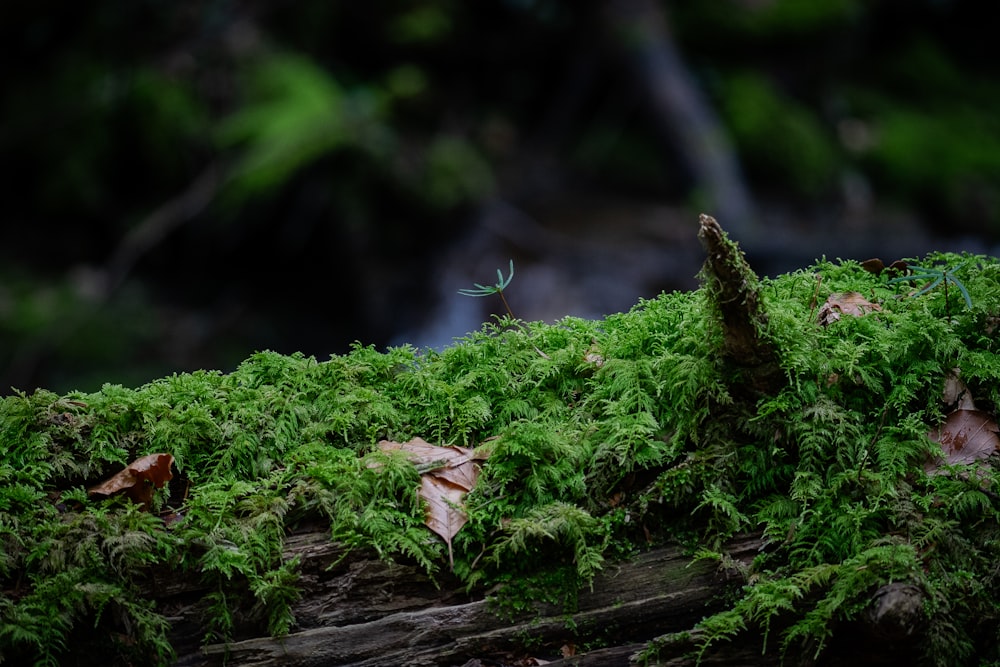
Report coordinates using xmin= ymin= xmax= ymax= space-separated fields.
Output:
xmin=2 ymin=0 xmax=999 ymax=395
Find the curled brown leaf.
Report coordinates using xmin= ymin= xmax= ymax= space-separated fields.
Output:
xmin=817 ymin=292 xmax=881 ymax=326
xmin=926 ymin=409 xmax=1000 ymax=474
xmin=87 ymin=453 xmax=175 ymax=510
xmin=377 ymin=437 xmax=489 ymax=568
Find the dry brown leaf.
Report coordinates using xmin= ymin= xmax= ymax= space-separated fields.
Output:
xmin=860 ymin=258 xmax=885 ymax=274
xmin=860 ymin=258 xmax=909 ymax=277
xmin=926 ymin=409 xmax=1000 ymax=474
xmin=87 ymin=453 xmax=174 ymax=510
xmin=817 ymin=292 xmax=882 ymax=326
xmin=430 ymin=461 xmax=480 ymax=492
xmin=941 ymin=368 xmax=976 ymax=411
xmin=379 ymin=438 xmax=483 ymax=468
xmin=583 ymin=339 xmax=604 ymax=368
xmin=420 ymin=476 xmax=471 ymax=555
xmin=377 ymin=437 xmax=489 ymax=568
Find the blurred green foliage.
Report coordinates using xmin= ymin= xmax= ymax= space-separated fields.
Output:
xmin=217 ymin=52 xmax=393 ymax=198
xmin=1 ymin=0 xmax=998 ymax=394
xmin=677 ymin=0 xmax=1000 ymax=222
xmin=721 ymin=72 xmax=839 ymax=196
xmin=867 ymin=106 xmax=1000 ymax=218
xmin=0 ymin=272 xmax=161 ymax=390
xmin=845 ymin=38 xmax=1000 ymax=222
xmin=215 ymin=49 xmax=493 ymax=207
xmin=680 ymin=0 xmax=863 ymax=43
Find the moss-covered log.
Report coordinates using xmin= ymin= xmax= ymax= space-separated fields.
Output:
xmin=697 ymin=213 xmax=773 ymax=368
xmin=167 ymin=532 xmax=758 ymax=666
xmin=3 ymin=217 xmax=1000 ymax=666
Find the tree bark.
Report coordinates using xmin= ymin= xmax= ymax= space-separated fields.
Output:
xmin=160 ymin=532 xmax=761 ymax=666
xmin=697 ymin=213 xmax=785 ymax=396
xmin=154 ymin=528 xmax=923 ymax=666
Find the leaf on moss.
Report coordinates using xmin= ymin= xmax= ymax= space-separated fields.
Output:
xmin=378 ymin=437 xmax=488 ymax=568
xmin=942 ymin=368 xmax=976 ymax=411
xmin=926 ymin=409 xmax=1000 ymax=474
xmin=583 ymin=340 xmax=604 ymax=368
xmin=816 ymin=291 xmax=881 ymax=326
xmin=87 ymin=453 xmax=175 ymax=510
xmin=860 ymin=258 xmax=909 ymax=276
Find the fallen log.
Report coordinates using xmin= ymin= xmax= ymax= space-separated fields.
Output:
xmin=167 ymin=533 xmax=759 ymax=666
xmin=3 ymin=216 xmax=998 ymax=666
xmin=162 ymin=528 xmax=926 ymax=667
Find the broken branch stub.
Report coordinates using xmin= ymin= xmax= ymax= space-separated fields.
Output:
xmin=697 ymin=214 xmax=776 ymax=370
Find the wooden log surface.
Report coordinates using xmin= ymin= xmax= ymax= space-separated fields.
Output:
xmin=160 ymin=532 xmax=764 ymax=666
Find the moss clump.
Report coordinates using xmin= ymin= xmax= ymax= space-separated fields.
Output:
xmin=2 ymin=246 xmax=1000 ymax=665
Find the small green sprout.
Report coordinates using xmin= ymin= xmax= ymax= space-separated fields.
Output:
xmin=458 ymin=260 xmax=550 ymax=358
xmin=458 ymin=259 xmax=517 ymax=320
xmin=888 ymin=261 xmax=972 ymax=314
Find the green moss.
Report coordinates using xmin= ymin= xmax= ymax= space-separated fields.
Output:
xmin=3 ymin=251 xmax=1000 ymax=664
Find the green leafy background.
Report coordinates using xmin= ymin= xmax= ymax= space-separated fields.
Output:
xmin=2 ymin=1 xmax=999 ymax=394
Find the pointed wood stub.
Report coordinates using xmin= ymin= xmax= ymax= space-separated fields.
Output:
xmin=697 ymin=214 xmax=775 ymax=370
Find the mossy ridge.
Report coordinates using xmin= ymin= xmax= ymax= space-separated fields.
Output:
xmin=1 ymin=251 xmax=999 ymax=665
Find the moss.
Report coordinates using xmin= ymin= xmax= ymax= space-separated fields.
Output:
xmin=2 ymin=246 xmax=1000 ymax=665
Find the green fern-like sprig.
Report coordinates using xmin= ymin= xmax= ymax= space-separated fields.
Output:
xmin=888 ymin=261 xmax=972 ymax=314
xmin=458 ymin=259 xmax=517 ymax=320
